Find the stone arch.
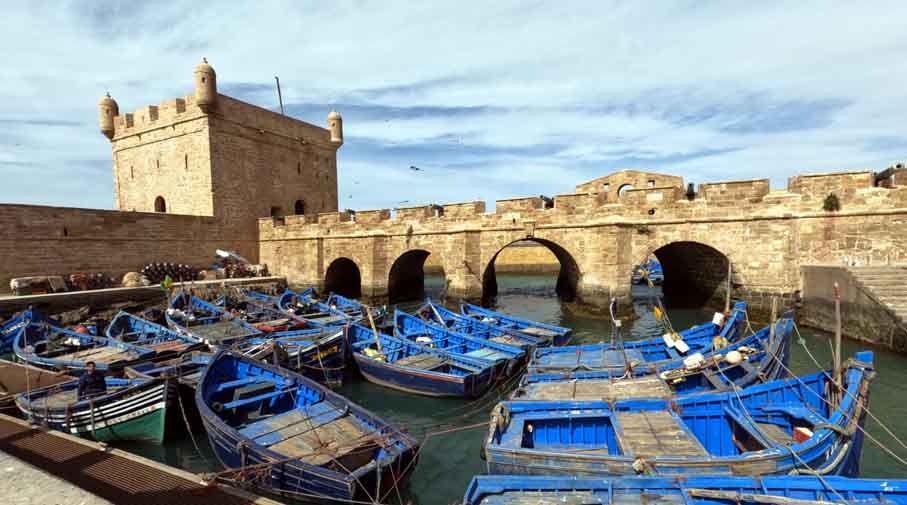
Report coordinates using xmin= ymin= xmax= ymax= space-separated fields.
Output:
xmin=294 ymin=199 xmax=305 ymax=215
xmin=324 ymin=257 xmax=361 ymax=298
xmin=387 ymin=249 xmax=445 ymax=303
xmin=651 ymin=241 xmax=730 ymax=308
xmin=154 ymin=196 xmax=166 ymax=213
xmin=617 ymin=184 xmax=635 ymax=197
xmin=482 ymin=238 xmax=580 ymax=302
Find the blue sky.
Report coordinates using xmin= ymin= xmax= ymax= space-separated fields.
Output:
xmin=2 ymin=1 xmax=906 ymax=210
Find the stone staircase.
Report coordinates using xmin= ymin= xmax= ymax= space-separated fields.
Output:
xmin=847 ymin=266 xmax=907 ymax=323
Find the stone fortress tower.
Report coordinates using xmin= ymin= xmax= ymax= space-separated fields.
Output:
xmin=98 ymin=59 xmax=342 ymax=238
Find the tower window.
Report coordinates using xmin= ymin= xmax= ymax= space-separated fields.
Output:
xmin=297 ymin=161 xmax=301 ymax=175
xmin=647 ymin=179 xmax=656 ymax=188
xmin=294 ymin=200 xmax=305 ymax=215
xmin=602 ymin=183 xmax=610 ymax=191
xmin=201 ymin=77 xmax=206 ymax=83
xmin=130 ymin=166 xmax=134 ymax=179
xmin=270 ymin=206 xmax=284 ymax=218
xmin=154 ymin=196 xmax=167 ymax=213
xmin=184 ymin=154 xmax=188 ymax=171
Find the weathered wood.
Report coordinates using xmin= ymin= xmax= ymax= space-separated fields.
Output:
xmin=687 ymin=488 xmax=840 ymax=505
xmin=614 ymin=411 xmax=707 ymax=457
xmin=523 ymin=376 xmax=672 ymax=401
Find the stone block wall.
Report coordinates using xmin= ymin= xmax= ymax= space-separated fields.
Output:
xmin=0 ymin=204 xmax=256 ymax=291
xmin=575 ymin=170 xmax=684 ymax=202
xmin=698 ymin=179 xmax=770 ymax=204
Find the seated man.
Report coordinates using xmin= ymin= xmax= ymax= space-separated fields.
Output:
xmin=77 ymin=361 xmax=107 ymax=400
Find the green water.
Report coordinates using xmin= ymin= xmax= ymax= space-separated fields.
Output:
xmin=124 ymin=274 xmax=907 ymax=504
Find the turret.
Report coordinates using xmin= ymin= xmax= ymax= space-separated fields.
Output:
xmin=328 ymin=110 xmax=343 ymax=145
xmin=194 ymin=58 xmax=217 ymax=112
xmin=98 ymin=93 xmax=119 ymax=140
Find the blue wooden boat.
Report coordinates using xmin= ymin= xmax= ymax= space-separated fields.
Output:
xmin=14 ymin=316 xmax=156 ymax=372
xmin=463 ymin=474 xmax=907 ymax=504
xmin=461 ymin=303 xmax=572 ymax=346
xmin=512 ymin=314 xmax=793 ymax=401
xmin=632 ymin=258 xmax=664 ymax=285
xmin=528 ymin=302 xmax=747 ymax=374
xmin=347 ymin=324 xmax=498 ymax=398
xmin=196 ymin=350 xmax=420 ymax=502
xmin=278 ymin=288 xmax=360 ymax=327
xmin=395 ymin=309 xmax=525 ymax=376
xmin=106 ymin=311 xmax=204 ymax=358
xmin=420 ymin=300 xmax=544 ymax=350
xmin=16 ymin=376 xmax=176 ymax=444
xmin=232 ymin=327 xmax=347 ymax=385
xmin=166 ymin=292 xmax=264 ymax=348
xmin=483 ymin=351 xmax=874 ymax=477
xmin=219 ymin=291 xmax=317 ymax=333
xmin=1 ymin=313 xmax=28 ymax=354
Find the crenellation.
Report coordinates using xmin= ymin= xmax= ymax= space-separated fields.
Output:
xmin=443 ymin=201 xmax=486 ymax=218
xmin=355 ymin=209 xmax=392 ymax=223
xmin=395 ymin=205 xmax=433 ymax=220
xmin=699 ymin=179 xmax=770 ymax=204
xmin=496 ymin=196 xmax=545 ymax=213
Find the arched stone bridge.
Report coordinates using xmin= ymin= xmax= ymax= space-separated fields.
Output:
xmin=259 ymin=169 xmax=907 ymax=313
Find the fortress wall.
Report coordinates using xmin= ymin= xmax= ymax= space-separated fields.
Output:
xmin=0 ymin=204 xmax=256 ymax=291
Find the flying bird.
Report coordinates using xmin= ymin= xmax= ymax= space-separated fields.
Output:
xmin=409 ymin=165 xmax=423 ymax=171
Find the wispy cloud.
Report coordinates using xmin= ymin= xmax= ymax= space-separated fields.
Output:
xmin=1 ymin=1 xmax=906 ymax=210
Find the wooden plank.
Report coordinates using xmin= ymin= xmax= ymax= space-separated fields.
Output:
xmin=614 ymin=411 xmax=707 ymax=457
xmin=754 ymin=422 xmax=794 ymax=446
xmin=524 ymin=376 xmax=672 ymax=401
xmin=395 ymin=353 xmax=446 ymax=370
xmin=267 ymin=415 xmax=374 ymax=467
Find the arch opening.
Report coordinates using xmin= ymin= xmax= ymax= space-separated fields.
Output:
xmin=294 ymin=200 xmax=305 ymax=215
xmin=482 ymin=238 xmax=580 ymax=303
xmin=324 ymin=257 xmax=361 ymax=299
xmin=388 ymin=250 xmax=447 ymax=303
xmin=154 ymin=196 xmax=166 ymax=213
xmin=652 ymin=241 xmax=730 ymax=308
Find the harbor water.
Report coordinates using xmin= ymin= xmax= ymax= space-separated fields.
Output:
xmin=119 ymin=273 xmax=907 ymax=504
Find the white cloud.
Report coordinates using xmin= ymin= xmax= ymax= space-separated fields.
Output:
xmin=1 ymin=1 xmax=906 ymax=209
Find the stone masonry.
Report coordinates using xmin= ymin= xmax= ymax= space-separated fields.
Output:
xmin=260 ymin=169 xmax=907 ymax=316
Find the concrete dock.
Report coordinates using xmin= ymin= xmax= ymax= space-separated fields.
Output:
xmin=0 ymin=414 xmax=284 ymax=505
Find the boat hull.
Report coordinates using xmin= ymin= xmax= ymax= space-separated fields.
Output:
xmin=354 ymin=354 xmax=494 ymax=398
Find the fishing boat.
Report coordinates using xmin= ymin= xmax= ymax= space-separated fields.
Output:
xmin=278 ymin=288 xmax=360 ymax=327
xmin=347 ymin=324 xmax=499 ymax=398
xmin=16 ymin=376 xmax=176 ymax=444
xmin=483 ymin=350 xmax=874 ymax=477
xmin=166 ymin=292 xmax=263 ymax=348
xmin=219 ymin=291 xmax=314 ymax=333
xmin=462 ymin=474 xmax=907 ymax=505
xmin=124 ymin=353 xmax=213 ymax=433
xmin=527 ymin=302 xmax=747 ymax=374
xmin=106 ymin=311 xmax=204 ymax=358
xmin=14 ymin=316 xmax=156 ymax=372
xmin=512 ymin=314 xmax=793 ymax=401
xmin=325 ymin=293 xmax=385 ymax=321
xmin=395 ymin=309 xmax=526 ymax=375
xmin=196 ymin=350 xmax=420 ymax=502
xmin=232 ymin=327 xmax=347 ymax=385
xmin=1 ymin=312 xmax=29 ymax=354
xmin=419 ymin=300 xmax=544 ymax=350
xmin=632 ymin=258 xmax=664 ymax=285
xmin=461 ymin=303 xmax=572 ymax=346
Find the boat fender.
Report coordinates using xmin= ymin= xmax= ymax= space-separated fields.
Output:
xmin=725 ymin=350 xmax=743 ymax=365
xmin=712 ymin=312 xmax=725 ymax=326
xmin=674 ymin=338 xmax=690 ymax=354
xmin=415 ymin=336 xmax=433 ymax=347
xmin=662 ymin=333 xmax=676 ymax=348
xmin=212 ymin=402 xmax=224 ymax=413
xmin=712 ymin=335 xmax=729 ymax=351
xmin=683 ymin=353 xmax=704 ymax=369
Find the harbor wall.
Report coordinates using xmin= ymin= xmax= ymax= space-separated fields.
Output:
xmin=0 ymin=203 xmax=257 ymax=292
xmin=424 ymin=242 xmax=560 ymax=274
xmin=800 ymin=265 xmax=907 ymax=352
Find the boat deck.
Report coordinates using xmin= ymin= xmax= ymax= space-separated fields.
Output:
xmin=522 ymin=375 xmax=673 ymax=401
xmin=54 ymin=347 xmax=138 ymax=366
xmin=614 ymin=411 xmax=707 ymax=457
xmin=519 ymin=327 xmax=560 ymax=338
xmin=241 ymin=405 xmax=375 ymax=467
xmin=395 ymin=353 xmax=447 ymax=370
xmin=479 ymin=491 xmax=610 ymax=504
xmin=488 ymin=335 xmax=525 ymax=347
xmin=0 ymin=414 xmax=285 ymax=505
xmin=535 ymin=349 xmax=645 ymax=370
xmin=190 ymin=321 xmax=257 ymax=343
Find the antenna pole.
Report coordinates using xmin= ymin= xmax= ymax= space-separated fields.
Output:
xmin=275 ymin=76 xmax=285 ymax=115
xmin=833 ymin=282 xmax=842 ymax=408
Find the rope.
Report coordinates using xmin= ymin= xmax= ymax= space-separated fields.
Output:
xmin=791 ymin=321 xmax=907 ymax=454
xmin=175 ymin=366 xmax=211 ymax=466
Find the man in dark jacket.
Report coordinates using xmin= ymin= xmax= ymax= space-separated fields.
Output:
xmin=77 ymin=361 xmax=107 ymax=399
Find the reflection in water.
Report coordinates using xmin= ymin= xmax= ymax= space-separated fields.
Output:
xmin=120 ymin=273 xmax=907 ymax=505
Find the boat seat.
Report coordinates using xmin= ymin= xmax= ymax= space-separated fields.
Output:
xmin=614 ymin=410 xmax=708 ymax=457
xmin=761 ymin=404 xmax=825 ymax=425
xmin=222 ymin=387 xmax=285 ymax=411
xmin=214 ymin=377 xmax=275 ymax=393
xmin=724 ymin=406 xmax=780 ymax=449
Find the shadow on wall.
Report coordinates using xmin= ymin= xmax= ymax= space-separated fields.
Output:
xmin=653 ymin=241 xmax=730 ymax=308
xmin=482 ymin=238 xmax=580 ymax=303
xmin=324 ymin=257 xmax=361 ymax=299
xmin=388 ymin=250 xmax=435 ymax=304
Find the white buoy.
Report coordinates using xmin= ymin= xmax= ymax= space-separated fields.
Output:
xmin=725 ymin=350 xmax=743 ymax=364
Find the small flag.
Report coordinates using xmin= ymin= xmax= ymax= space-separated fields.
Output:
xmin=653 ymin=305 xmax=663 ymax=320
